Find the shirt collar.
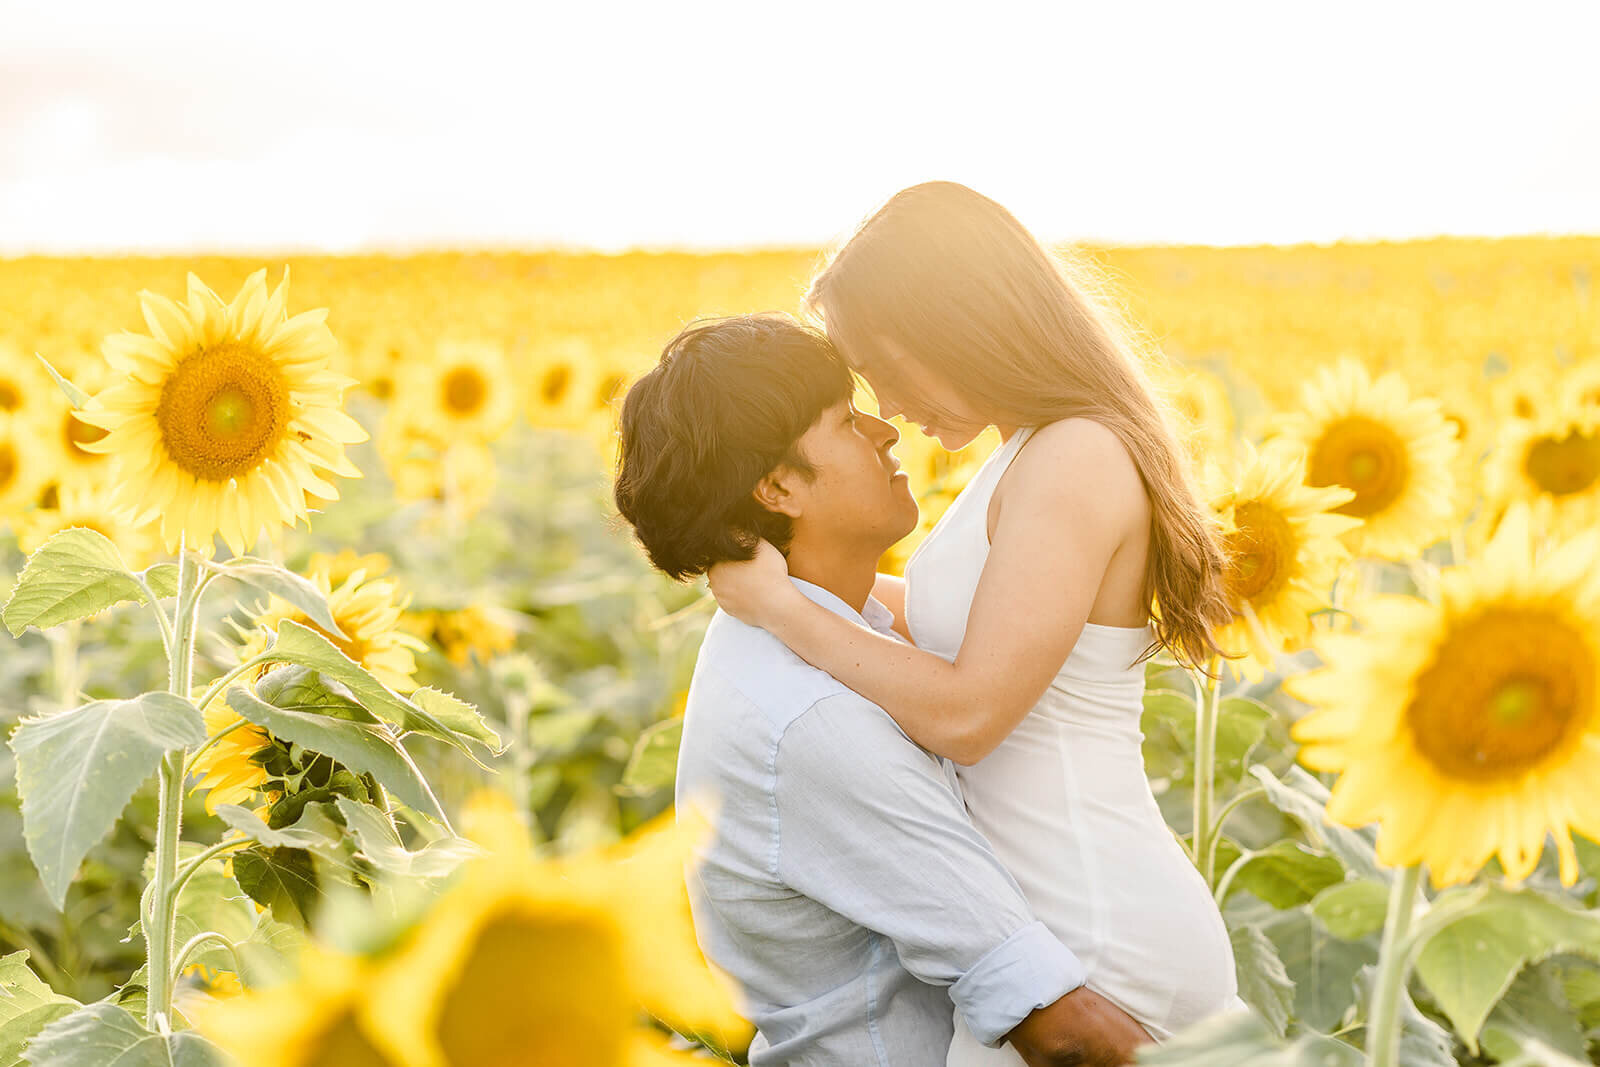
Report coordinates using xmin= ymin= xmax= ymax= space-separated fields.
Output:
xmin=789 ymin=577 xmax=897 ymax=637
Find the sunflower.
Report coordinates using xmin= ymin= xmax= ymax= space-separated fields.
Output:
xmin=75 ymin=269 xmax=368 ymax=555
xmin=12 ymin=480 xmax=158 ymax=567
xmin=0 ymin=417 xmax=51 ymax=522
xmin=1485 ymin=400 xmax=1600 ymax=541
xmin=1289 ymin=503 xmax=1600 ymax=888
xmin=0 ymin=341 xmax=59 ymax=428
xmin=1268 ymin=359 xmax=1459 ymax=559
xmin=378 ymin=416 xmax=498 ymax=519
xmin=1209 ymin=444 xmax=1361 ymax=680
xmin=400 ymin=604 xmax=518 ymax=667
xmin=200 ymin=791 xmax=730 ymax=1067
xmin=44 ymin=361 xmax=116 ymax=492
xmin=525 ymin=337 xmax=595 ymax=432
xmin=236 ymin=561 xmax=425 ymax=694
xmin=394 ymin=340 xmax=517 ymax=444
xmin=1162 ymin=362 xmax=1237 ymax=466
xmin=189 ymin=699 xmax=276 ymax=816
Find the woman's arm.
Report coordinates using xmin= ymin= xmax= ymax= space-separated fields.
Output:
xmin=870 ymin=573 xmax=911 ymax=641
xmin=715 ymin=419 xmax=1145 ymax=765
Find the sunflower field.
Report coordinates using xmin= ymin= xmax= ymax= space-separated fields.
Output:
xmin=1 ymin=238 xmax=1599 ymax=1066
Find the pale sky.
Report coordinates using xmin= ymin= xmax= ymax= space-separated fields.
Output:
xmin=3 ymin=0 xmax=1598 ymax=253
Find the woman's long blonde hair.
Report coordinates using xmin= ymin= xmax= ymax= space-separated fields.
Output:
xmin=806 ymin=181 xmax=1230 ymax=670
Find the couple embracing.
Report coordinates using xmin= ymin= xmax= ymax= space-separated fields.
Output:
xmin=614 ymin=182 xmax=1248 ymax=1066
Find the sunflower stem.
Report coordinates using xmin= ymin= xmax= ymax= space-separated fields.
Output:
xmin=1205 ymin=785 xmax=1267 ymax=883
xmin=1368 ymin=864 xmax=1425 ymax=1067
xmin=170 ymin=931 xmax=245 ymax=986
xmin=146 ymin=539 xmax=201 ymax=1030
xmin=46 ymin=618 xmax=82 ymax=708
xmin=169 ymin=837 xmax=253 ymax=904
xmin=1192 ymin=657 xmax=1223 ymax=887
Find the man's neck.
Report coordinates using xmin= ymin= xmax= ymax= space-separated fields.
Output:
xmin=782 ymin=536 xmax=881 ymax=615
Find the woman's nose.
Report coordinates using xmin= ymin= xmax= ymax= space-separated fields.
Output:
xmin=867 ymin=413 xmax=899 ymax=447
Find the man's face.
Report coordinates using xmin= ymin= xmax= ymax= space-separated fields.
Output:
xmin=782 ymin=399 xmax=920 ymax=553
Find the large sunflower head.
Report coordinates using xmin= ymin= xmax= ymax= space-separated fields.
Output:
xmin=1485 ymin=401 xmax=1600 ymax=541
xmin=1268 ymin=358 xmax=1459 ymax=559
xmin=236 ymin=560 xmax=425 ymax=694
xmin=189 ymin=699 xmax=276 ymax=817
xmin=75 ymin=269 xmax=368 ymax=555
xmin=1208 ymin=444 xmax=1361 ymax=680
xmin=1289 ymin=503 xmax=1600 ymax=888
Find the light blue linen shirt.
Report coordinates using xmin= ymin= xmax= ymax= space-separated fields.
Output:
xmin=675 ymin=577 xmax=1087 ymax=1065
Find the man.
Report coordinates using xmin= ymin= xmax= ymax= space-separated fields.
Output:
xmin=614 ymin=314 xmax=1148 ymax=1066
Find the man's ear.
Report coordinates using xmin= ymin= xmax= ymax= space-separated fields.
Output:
xmin=753 ymin=466 xmax=805 ymax=519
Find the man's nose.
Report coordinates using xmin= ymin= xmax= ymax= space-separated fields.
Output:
xmin=865 ymin=412 xmax=899 ymax=448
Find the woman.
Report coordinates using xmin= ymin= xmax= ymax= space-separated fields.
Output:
xmin=706 ymin=182 xmax=1246 ymax=1057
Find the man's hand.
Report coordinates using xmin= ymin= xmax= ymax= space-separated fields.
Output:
xmin=1006 ymin=986 xmax=1152 ymax=1067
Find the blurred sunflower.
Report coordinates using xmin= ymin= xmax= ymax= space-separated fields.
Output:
xmin=0 ymin=342 xmax=59 ymax=427
xmin=189 ymin=699 xmax=276 ymax=816
xmin=526 ymin=337 xmax=594 ymax=432
xmin=12 ymin=480 xmax=157 ymax=567
xmin=0 ymin=417 xmax=51 ymax=521
xmin=1269 ymin=359 xmax=1459 ymax=558
xmin=1209 ymin=445 xmax=1361 ymax=679
xmin=1485 ymin=401 xmax=1600 ymax=541
xmin=1289 ymin=503 xmax=1600 ymax=887
xmin=401 ymin=604 xmax=518 ymax=667
xmin=378 ymin=417 xmax=498 ymax=519
xmin=197 ymin=793 xmax=739 ymax=1067
xmin=75 ymin=269 xmax=368 ymax=554
xmin=44 ymin=361 xmax=115 ymax=492
xmin=1162 ymin=362 xmax=1236 ymax=465
xmin=236 ymin=562 xmax=425 ymax=694
xmin=394 ymin=340 xmax=517 ymax=444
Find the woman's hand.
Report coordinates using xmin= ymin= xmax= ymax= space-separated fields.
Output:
xmin=706 ymin=539 xmax=793 ymax=628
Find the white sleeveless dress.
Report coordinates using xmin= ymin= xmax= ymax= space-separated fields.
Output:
xmin=903 ymin=426 xmax=1246 ymax=1060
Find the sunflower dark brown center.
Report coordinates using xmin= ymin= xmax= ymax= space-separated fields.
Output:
xmin=304 ymin=1008 xmax=399 ymax=1067
xmin=1524 ymin=430 xmax=1600 ymax=497
xmin=1224 ymin=501 xmax=1294 ymax=606
xmin=1406 ymin=607 xmax=1595 ymax=782
xmin=1307 ymin=416 xmax=1410 ymax=518
xmin=156 ymin=342 xmax=289 ymax=481
xmin=433 ymin=909 xmax=628 ymax=1067
xmin=0 ymin=441 xmax=16 ymax=491
xmin=441 ymin=366 xmax=487 ymax=416
xmin=593 ymin=372 xmax=626 ymax=410
xmin=539 ymin=364 xmax=572 ymax=405
xmin=0 ymin=380 xmax=19 ymax=411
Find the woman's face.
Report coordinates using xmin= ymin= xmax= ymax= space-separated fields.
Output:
xmin=854 ymin=335 xmax=988 ymax=451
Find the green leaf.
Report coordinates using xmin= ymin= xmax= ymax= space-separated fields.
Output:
xmin=1259 ymin=904 xmax=1378 ymax=1032
xmin=1135 ymin=1007 xmax=1362 ymax=1065
xmin=226 ymin=676 xmax=448 ymax=824
xmin=525 ymin=707 xmax=600 ymax=755
xmin=1230 ymin=924 xmax=1294 ymax=1038
xmin=214 ymin=803 xmax=342 ymax=853
xmin=9 ymin=692 xmax=204 ymax=909
xmin=1480 ymin=961 xmax=1589 ymax=1064
xmin=333 ymin=798 xmax=478 ymax=881
xmin=1310 ymin=879 xmax=1390 ymax=941
xmin=261 ymin=621 xmax=487 ymax=756
xmin=1350 ymin=964 xmax=1457 ymax=1067
xmin=231 ymin=847 xmax=320 ymax=928
xmin=411 ymin=687 xmax=502 ymax=753
xmin=217 ymin=557 xmax=347 ymax=640
xmin=142 ymin=563 xmax=179 ymax=599
xmin=2 ymin=529 xmax=155 ymax=636
xmin=234 ymin=912 xmax=306 ymax=989
xmin=1226 ymin=841 xmax=1346 ymax=909
xmin=1413 ymin=885 xmax=1600 ymax=1052
xmin=0 ymin=951 xmax=79 ymax=1066
xmin=23 ymin=1002 xmax=225 ymax=1066
xmin=1251 ymin=765 xmax=1384 ymax=881
xmin=619 ymin=717 xmax=683 ymax=795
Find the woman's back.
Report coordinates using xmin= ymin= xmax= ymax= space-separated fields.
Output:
xmin=903 ymin=425 xmax=1242 ymax=1054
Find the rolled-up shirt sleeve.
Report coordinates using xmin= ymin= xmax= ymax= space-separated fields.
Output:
xmin=773 ymin=692 xmax=1087 ymax=1047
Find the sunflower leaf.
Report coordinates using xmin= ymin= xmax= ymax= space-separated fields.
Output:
xmin=8 ymin=692 xmax=204 ymax=910
xmin=1310 ymin=878 xmax=1390 ymax=941
xmin=34 ymin=353 xmax=91 ymax=408
xmin=2 ymin=529 xmax=155 ymax=636
xmin=1229 ymin=924 xmax=1294 ymax=1038
xmin=1132 ymin=1007 xmax=1362 ymax=1065
xmin=333 ymin=798 xmax=479 ymax=881
xmin=1223 ymin=840 xmax=1346 ymax=909
xmin=0 ymin=951 xmax=80 ymax=1066
xmin=261 ymin=620 xmax=488 ymax=758
xmin=216 ymin=557 xmax=348 ymax=640
xmin=225 ymin=679 xmax=449 ymax=826
xmin=22 ymin=1002 xmax=226 ymax=1067
xmin=125 ymin=842 xmax=256 ymax=976
xmin=214 ymin=803 xmax=344 ymax=853
xmin=1250 ymin=765 xmax=1385 ymax=882
xmin=1412 ymin=885 xmax=1600 ymax=1053
xmin=411 ymin=687 xmax=502 ymax=753
xmin=230 ymin=847 xmax=320 ymax=929
xmin=619 ymin=717 xmax=683 ymax=796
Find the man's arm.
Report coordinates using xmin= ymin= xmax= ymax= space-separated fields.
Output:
xmin=1009 ymin=988 xmax=1152 ymax=1067
xmin=775 ymin=692 xmax=1138 ymax=1053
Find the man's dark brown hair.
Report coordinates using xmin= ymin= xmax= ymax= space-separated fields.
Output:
xmin=614 ymin=313 xmax=854 ymax=579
